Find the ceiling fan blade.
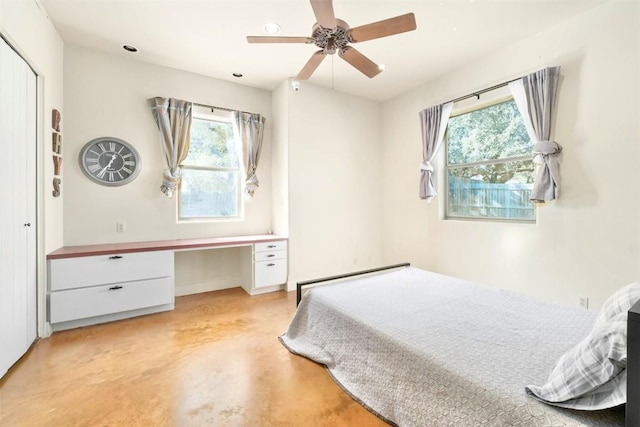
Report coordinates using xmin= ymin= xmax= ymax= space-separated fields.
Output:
xmin=310 ymin=0 xmax=336 ymax=29
xmin=339 ymin=46 xmax=382 ymax=78
xmin=296 ymin=50 xmax=326 ymax=80
xmin=247 ymin=36 xmax=314 ymax=44
xmin=348 ymin=13 xmax=417 ymax=43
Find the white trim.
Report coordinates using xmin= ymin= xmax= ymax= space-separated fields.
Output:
xmin=243 ymin=284 xmax=285 ymax=296
xmin=175 ymin=276 xmax=242 ymax=296
xmin=51 ymin=303 xmax=175 ymax=332
xmin=447 ymin=155 xmax=531 ymax=170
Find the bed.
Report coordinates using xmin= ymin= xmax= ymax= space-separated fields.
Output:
xmin=281 ymin=265 xmax=636 ymax=426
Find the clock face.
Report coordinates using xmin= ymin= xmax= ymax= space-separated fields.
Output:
xmin=79 ymin=137 xmax=141 ymax=186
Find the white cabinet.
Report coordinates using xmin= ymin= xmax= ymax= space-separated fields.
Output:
xmin=241 ymin=240 xmax=288 ymax=295
xmin=47 ymin=236 xmax=288 ymax=331
xmin=254 ymin=259 xmax=288 ymax=288
xmin=48 ymin=251 xmax=174 ymax=331
xmin=50 ymin=251 xmax=174 ymax=291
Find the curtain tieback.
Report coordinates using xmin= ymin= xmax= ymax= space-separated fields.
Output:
xmin=532 ymin=140 xmax=562 ymax=164
xmin=420 ymin=161 xmax=434 ymax=172
xmin=160 ymin=167 xmax=183 ymax=198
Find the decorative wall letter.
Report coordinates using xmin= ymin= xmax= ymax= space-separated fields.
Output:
xmin=52 ymin=109 xmax=61 ymax=132
xmin=52 ymin=177 xmax=61 ymax=197
xmin=52 ymin=109 xmax=62 ymax=197
xmin=52 ymin=132 xmax=61 ymax=154
xmin=52 ymin=155 xmax=62 ymax=175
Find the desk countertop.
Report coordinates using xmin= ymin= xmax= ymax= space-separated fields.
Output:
xmin=47 ymin=235 xmax=287 ymax=260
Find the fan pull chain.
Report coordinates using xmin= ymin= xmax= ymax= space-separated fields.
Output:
xmin=331 ymin=54 xmax=335 ymax=90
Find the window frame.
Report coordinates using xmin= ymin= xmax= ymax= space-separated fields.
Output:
xmin=178 ymin=107 xmax=244 ymax=222
xmin=444 ymin=94 xmax=536 ymax=223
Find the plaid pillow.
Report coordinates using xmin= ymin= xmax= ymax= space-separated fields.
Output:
xmin=525 ymin=311 xmax=627 ymax=410
xmin=594 ymin=281 xmax=640 ymax=328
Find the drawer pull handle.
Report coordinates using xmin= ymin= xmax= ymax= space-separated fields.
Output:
xmin=109 ymin=255 xmax=123 ymax=260
xmin=108 ymin=286 xmax=123 ymax=291
xmin=267 ymin=254 xmax=276 ymax=258
xmin=267 ymin=245 xmax=277 ymax=248
xmin=267 ymin=263 xmax=275 ymax=267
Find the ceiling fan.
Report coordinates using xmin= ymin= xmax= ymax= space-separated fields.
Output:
xmin=247 ymin=0 xmax=417 ymax=80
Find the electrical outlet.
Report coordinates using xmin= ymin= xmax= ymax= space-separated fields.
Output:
xmin=578 ymin=297 xmax=589 ymax=309
xmin=116 ymin=222 xmax=126 ymax=233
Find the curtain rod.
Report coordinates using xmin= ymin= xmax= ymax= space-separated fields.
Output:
xmin=192 ymin=102 xmax=256 ymax=116
xmin=444 ymin=76 xmax=521 ymax=105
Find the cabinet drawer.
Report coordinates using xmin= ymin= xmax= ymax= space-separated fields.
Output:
xmin=254 ymin=250 xmax=286 ymax=262
xmin=50 ymin=277 xmax=174 ymax=324
xmin=254 ymin=259 xmax=287 ymax=288
xmin=50 ymin=251 xmax=174 ymax=291
xmin=255 ymin=240 xmax=287 ymax=252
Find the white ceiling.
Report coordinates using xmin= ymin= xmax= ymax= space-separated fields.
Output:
xmin=40 ymin=0 xmax=606 ymax=102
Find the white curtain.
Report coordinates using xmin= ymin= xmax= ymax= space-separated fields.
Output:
xmin=147 ymin=97 xmax=193 ymax=197
xmin=233 ymin=111 xmax=266 ymax=197
xmin=418 ymin=102 xmax=453 ymax=201
xmin=508 ymin=66 xmax=561 ymax=203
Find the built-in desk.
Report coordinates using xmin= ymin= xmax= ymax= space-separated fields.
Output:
xmin=47 ymin=235 xmax=288 ymax=331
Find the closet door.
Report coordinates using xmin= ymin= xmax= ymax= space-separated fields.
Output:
xmin=0 ymin=37 xmax=38 ymax=378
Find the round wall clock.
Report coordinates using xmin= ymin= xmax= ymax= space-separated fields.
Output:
xmin=79 ymin=137 xmax=141 ymax=186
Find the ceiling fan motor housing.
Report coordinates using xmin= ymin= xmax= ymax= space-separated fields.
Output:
xmin=312 ymin=19 xmax=350 ymax=55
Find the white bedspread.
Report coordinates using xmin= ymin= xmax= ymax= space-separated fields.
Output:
xmin=280 ymin=267 xmax=625 ymax=426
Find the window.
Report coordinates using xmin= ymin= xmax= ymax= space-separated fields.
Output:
xmin=179 ymin=109 xmax=242 ymax=220
xmin=445 ymin=97 xmax=535 ymax=221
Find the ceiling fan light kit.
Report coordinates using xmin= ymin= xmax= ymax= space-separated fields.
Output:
xmin=263 ymin=22 xmax=281 ymax=34
xmin=247 ymin=0 xmax=416 ymax=81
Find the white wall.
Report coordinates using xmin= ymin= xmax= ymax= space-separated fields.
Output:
xmin=381 ymin=0 xmax=640 ymax=310
xmin=1 ymin=0 xmax=64 ymax=335
xmin=286 ymin=81 xmax=384 ymax=289
xmin=63 ymin=46 xmax=276 ymax=293
xmin=63 ymin=46 xmax=274 ymax=245
xmin=271 ymin=80 xmax=290 ymax=237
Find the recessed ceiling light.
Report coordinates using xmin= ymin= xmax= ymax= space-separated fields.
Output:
xmin=378 ymin=64 xmax=387 ymax=71
xmin=122 ymin=45 xmax=138 ymax=53
xmin=264 ymin=23 xmax=281 ymax=34
xmin=232 ymin=73 xmax=243 ymax=78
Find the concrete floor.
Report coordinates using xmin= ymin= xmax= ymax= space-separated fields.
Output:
xmin=0 ymin=288 xmax=387 ymax=426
